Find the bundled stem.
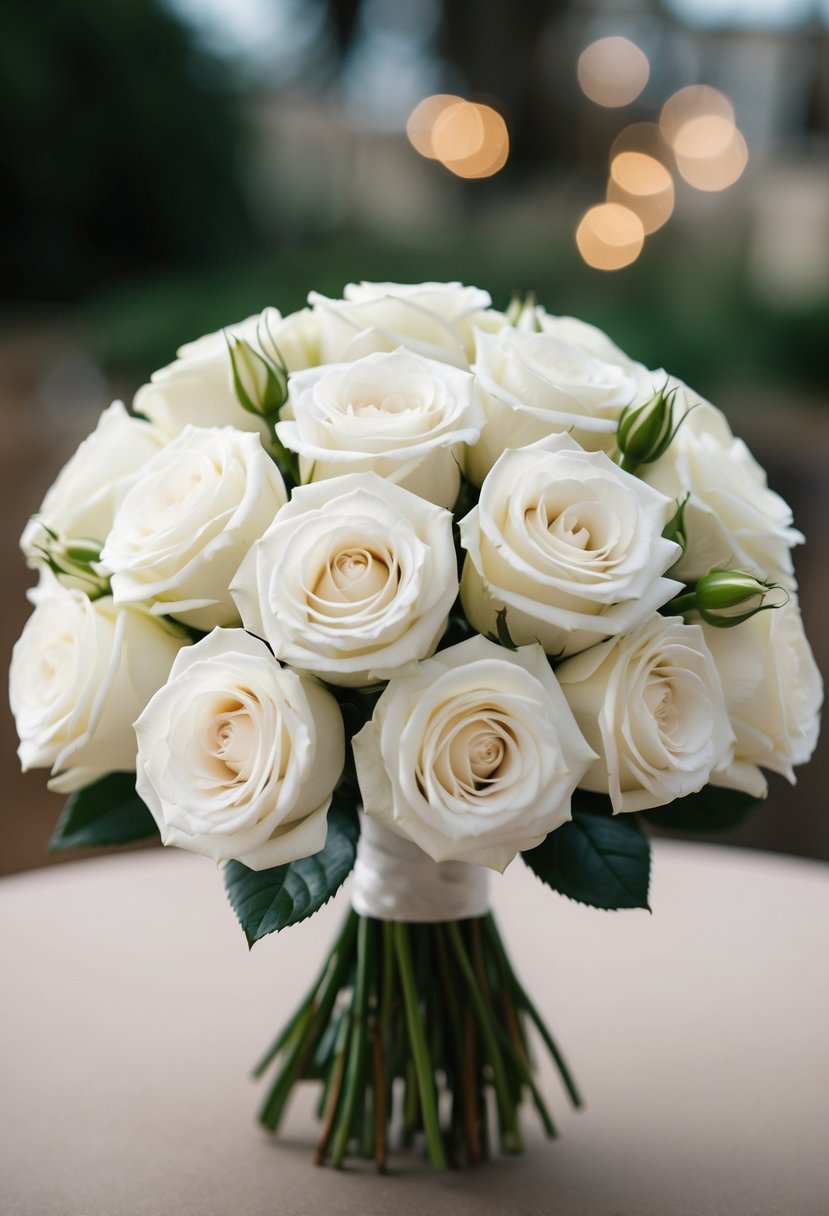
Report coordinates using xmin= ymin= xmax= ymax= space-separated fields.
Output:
xmin=255 ymin=910 xmax=580 ymax=1170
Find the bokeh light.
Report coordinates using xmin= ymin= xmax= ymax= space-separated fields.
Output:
xmin=675 ymin=125 xmax=749 ymax=191
xmin=659 ymin=85 xmax=747 ymax=192
xmin=659 ymin=85 xmax=735 ymax=146
xmin=576 ymin=203 xmax=645 ymax=270
xmin=610 ymin=122 xmax=672 ymax=167
xmin=608 ymin=151 xmax=675 ymax=233
xmin=406 ymin=94 xmax=465 ymax=158
xmin=673 ymin=114 xmax=737 ymax=159
xmin=407 ymin=96 xmax=509 ymax=178
xmin=577 ymin=37 xmax=650 ymax=108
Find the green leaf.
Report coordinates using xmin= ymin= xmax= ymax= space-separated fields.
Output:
xmin=49 ymin=771 xmax=158 ymax=851
xmin=224 ymin=802 xmax=359 ymax=947
xmin=643 ymin=786 xmax=760 ymax=833
xmin=523 ymin=801 xmax=651 ymax=911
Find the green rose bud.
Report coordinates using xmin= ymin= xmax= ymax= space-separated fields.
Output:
xmin=225 ymin=316 xmax=289 ymax=422
xmin=28 ymin=524 xmax=110 ymax=598
xmin=616 ymin=383 xmax=682 ymax=475
xmin=225 ymin=319 xmax=299 ymax=484
xmin=664 ymin=568 xmax=788 ymax=628
xmin=695 ymin=569 xmax=787 ymax=627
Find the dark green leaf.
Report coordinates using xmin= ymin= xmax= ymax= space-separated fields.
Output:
xmin=49 ymin=771 xmax=158 ymax=851
xmin=643 ymin=786 xmax=761 ymax=833
xmin=523 ymin=802 xmax=651 ymax=911
xmin=224 ymin=801 xmax=359 ymax=947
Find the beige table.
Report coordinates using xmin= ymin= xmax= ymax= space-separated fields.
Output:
xmin=1 ymin=841 xmax=828 ymax=1216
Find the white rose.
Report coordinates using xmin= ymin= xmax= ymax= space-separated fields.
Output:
xmin=276 ymin=349 xmax=483 ymax=509
xmin=309 ymin=280 xmax=505 ymax=368
xmin=21 ymin=401 xmax=165 ymax=565
xmin=135 ymin=629 xmax=345 ymax=869
xmin=9 ymin=583 xmax=187 ymax=792
xmin=538 ymin=310 xmax=647 ymax=374
xmin=352 ymin=635 xmax=596 ymax=872
xmin=100 ymin=425 xmax=287 ymax=630
xmin=134 ymin=307 xmax=320 ymax=441
xmin=643 ymin=398 xmax=802 ymax=582
xmin=702 ymin=598 xmax=822 ymax=798
xmin=460 ymin=434 xmax=682 ymax=658
xmin=232 ymin=473 xmax=457 ymax=687
xmin=557 ymin=614 xmax=734 ymax=813
xmin=466 ymin=325 xmax=656 ymax=486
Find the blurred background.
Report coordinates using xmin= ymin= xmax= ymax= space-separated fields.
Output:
xmin=2 ymin=0 xmax=826 ymax=875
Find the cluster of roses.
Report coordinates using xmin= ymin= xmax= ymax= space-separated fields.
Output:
xmin=11 ymin=281 xmax=821 ymax=877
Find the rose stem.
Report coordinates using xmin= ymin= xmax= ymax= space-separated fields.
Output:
xmin=469 ymin=922 xmax=521 ymax=1110
xmin=402 ymin=1057 xmax=419 ymax=1148
xmin=315 ymin=1012 xmax=351 ymax=1165
xmin=359 ymin=921 xmax=380 ymax=1160
xmin=379 ymin=921 xmax=396 ymax=1146
xmin=483 ymin=914 xmax=583 ymax=1110
xmin=434 ymin=924 xmax=475 ymax=1164
xmin=483 ymin=922 xmax=531 ymax=1069
xmin=372 ymin=1013 xmax=387 ymax=1172
xmin=330 ymin=915 xmax=372 ymax=1168
xmin=478 ymin=931 xmax=560 ymax=1138
xmin=315 ymin=1007 xmax=346 ymax=1119
xmin=447 ymin=922 xmax=523 ymax=1154
xmin=481 ymin=942 xmax=560 ymax=1141
xmin=463 ymin=1007 xmax=482 ymax=1165
xmin=393 ymin=922 xmax=447 ymax=1170
xmin=258 ymin=916 xmax=360 ymax=1131
xmin=252 ymin=910 xmax=356 ymax=1079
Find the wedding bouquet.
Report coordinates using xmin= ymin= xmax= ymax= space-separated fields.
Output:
xmin=11 ymin=281 xmax=821 ymax=1171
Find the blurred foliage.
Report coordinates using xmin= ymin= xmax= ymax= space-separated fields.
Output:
xmin=0 ymin=0 xmax=253 ymax=300
xmin=75 ymin=226 xmax=829 ymax=397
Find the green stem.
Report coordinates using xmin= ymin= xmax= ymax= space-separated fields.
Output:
xmin=258 ymin=912 xmax=359 ymax=1131
xmin=330 ymin=916 xmax=373 ymax=1168
xmin=252 ymin=909 xmax=357 ymax=1078
xmin=448 ymin=922 xmax=523 ymax=1154
xmin=394 ymin=923 xmax=447 ymax=1170
xmin=663 ymin=591 xmax=697 ymax=616
xmin=315 ymin=1011 xmax=351 ymax=1166
xmin=483 ymin=915 xmax=583 ymax=1110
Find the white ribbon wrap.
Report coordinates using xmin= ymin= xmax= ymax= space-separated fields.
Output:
xmin=351 ymin=812 xmax=490 ymax=923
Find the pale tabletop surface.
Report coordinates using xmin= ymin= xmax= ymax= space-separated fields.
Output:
xmin=1 ymin=840 xmax=828 ymax=1216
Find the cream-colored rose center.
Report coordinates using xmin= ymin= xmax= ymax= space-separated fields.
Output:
xmin=312 ymin=547 xmax=396 ymax=607
xmin=207 ymin=698 xmax=256 ymax=779
xmin=347 ymin=392 xmax=413 ymax=417
xmin=546 ymin=509 xmax=591 ymax=550
xmin=431 ymin=710 xmax=518 ymax=800
xmin=523 ymin=493 xmax=617 ymax=563
xmin=644 ymin=677 xmax=679 ymax=739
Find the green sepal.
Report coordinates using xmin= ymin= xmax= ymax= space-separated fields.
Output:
xmin=506 ymin=291 xmax=542 ymax=332
xmin=487 ymin=607 xmax=518 ymax=651
xmin=522 ymin=793 xmax=651 ymax=911
xmin=662 ymin=493 xmax=689 ymax=554
xmin=49 ymin=771 xmax=158 ymax=851
xmin=643 ymin=786 xmax=761 ymax=832
xmin=224 ymin=800 xmax=359 ymax=947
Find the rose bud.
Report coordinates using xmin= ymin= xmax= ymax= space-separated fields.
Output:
xmin=616 ymin=382 xmax=681 ymax=474
xmin=694 ymin=568 xmax=788 ymax=628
